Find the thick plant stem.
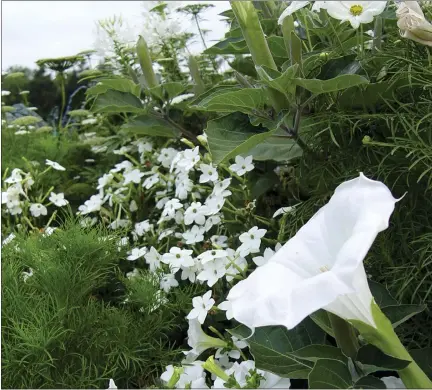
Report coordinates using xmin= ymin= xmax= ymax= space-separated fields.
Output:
xmin=351 ymin=302 xmax=432 ymax=389
xmin=328 ymin=313 xmax=359 ymax=360
xmin=230 ymin=1 xmax=290 ymax=112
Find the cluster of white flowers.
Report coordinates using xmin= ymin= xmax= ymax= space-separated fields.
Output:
xmin=1 ymin=160 xmax=69 ymax=220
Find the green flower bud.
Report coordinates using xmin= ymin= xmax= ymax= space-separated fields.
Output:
xmin=136 ymin=35 xmax=159 ymax=89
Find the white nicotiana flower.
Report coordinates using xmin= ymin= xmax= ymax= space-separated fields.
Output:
xmin=110 ymin=160 xmax=133 ymax=173
xmin=227 ymin=173 xmax=399 ymax=330
xmin=213 ymin=360 xmax=291 ymax=389
xmin=145 ymin=247 xmax=162 ymax=272
xmin=160 ymin=362 xmax=208 ymax=389
xmin=278 ymin=1 xmax=328 ymax=24
xmin=29 ymin=203 xmax=48 ymax=217
xmin=129 ymin=199 xmax=138 ymax=212
xmin=123 ymin=169 xmax=145 ymax=185
xmin=211 ymin=235 xmax=228 ymax=248
xmin=198 ymin=249 xmax=228 ymax=265
xmin=252 ymin=244 xmax=282 ymax=267
xmin=160 ymin=273 xmax=179 ymax=292
xmin=136 ymin=140 xmax=153 ymax=154
xmin=236 ymin=226 xmax=267 ymax=257
xmin=158 ymin=147 xmax=178 ymax=168
xmin=199 ymin=163 xmax=219 ymax=183
xmin=175 ymin=175 xmax=193 ymax=200
xmin=49 ymin=192 xmax=69 ymax=207
xmin=134 ymin=220 xmax=151 ymax=236
xmin=184 ymin=202 xmax=209 ymax=225
xmin=171 ymin=147 xmax=200 ymax=173
xmin=205 ymin=215 xmax=221 ymax=232
xmin=5 ymin=168 xmax=24 ymax=184
xmin=113 ymin=146 xmax=132 ymax=155
xmin=162 ymin=247 xmax=195 ymax=272
xmin=107 ymin=378 xmax=117 ymax=389
xmin=325 ymin=1 xmax=388 ymax=29
xmin=197 ymin=258 xmax=227 ymax=287
xmin=396 ymin=1 xmax=432 ymax=47
xmin=381 ymin=376 xmax=406 ymax=389
xmin=78 ymin=194 xmax=105 ymax=214
xmin=127 ymin=247 xmax=147 ymax=261
xmin=187 ymin=319 xmax=227 ymax=356
xmin=110 ymin=219 xmax=129 ymax=230
xmin=218 ymin=300 xmax=234 ymax=320
xmin=45 ymin=159 xmax=66 ymax=171
xmin=171 ymin=93 xmax=195 ymax=105
xmin=186 ymin=290 xmax=215 ymax=324
xmin=143 ymin=173 xmax=160 ymax=189
xmin=182 ymin=225 xmax=206 ymax=244
xmin=160 ymin=198 xmax=183 ymax=221
xmin=229 ymin=155 xmax=254 ymax=176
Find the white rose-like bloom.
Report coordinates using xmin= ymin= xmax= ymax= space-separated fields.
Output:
xmin=325 ymin=1 xmax=387 ymax=29
xmin=227 ymin=173 xmax=399 ymax=330
xmin=396 ymin=1 xmax=432 ymax=47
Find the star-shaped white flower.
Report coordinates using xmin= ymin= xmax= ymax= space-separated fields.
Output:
xmin=46 ymin=159 xmax=66 ymax=171
xmin=199 ymin=163 xmax=219 ymax=183
xmin=127 ymin=247 xmax=147 ymax=261
xmin=29 ymin=203 xmax=48 ymax=217
xmin=236 ymin=226 xmax=267 ymax=257
xmin=182 ymin=225 xmax=206 ymax=244
xmin=184 ymin=202 xmax=209 ymax=225
xmin=49 ymin=192 xmax=69 ymax=207
xmin=186 ymin=290 xmax=215 ymax=324
xmin=229 ymin=155 xmax=254 ymax=176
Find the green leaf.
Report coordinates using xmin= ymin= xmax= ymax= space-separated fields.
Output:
xmin=86 ymin=78 xmax=141 ymax=97
xmin=229 ymin=56 xmax=257 ymax=77
xmin=205 ymin=36 xmax=249 ymax=55
xmin=308 ymin=359 xmax=352 ymax=389
xmin=294 ymin=74 xmax=369 ymax=94
xmin=368 ymin=281 xmax=398 ymax=308
xmin=191 ymin=88 xmax=266 ymax=114
xmin=121 ymin=115 xmax=180 ymax=138
xmin=353 ymin=376 xmax=385 ymax=389
xmin=317 ymin=54 xmax=362 ymax=80
xmin=256 ymin=64 xmax=299 ymax=95
xmin=148 ymin=82 xmax=187 ymax=100
xmin=410 ymin=347 xmax=432 ymax=379
xmin=290 ymin=345 xmax=347 ymax=363
xmin=356 ymin=344 xmax=410 ymax=374
xmin=205 ymin=114 xmax=302 ymax=164
xmin=310 ymin=310 xmax=335 ymax=338
xmin=229 ymin=318 xmax=325 ymax=379
xmin=91 ymin=90 xmax=144 ymax=114
xmin=267 ymin=36 xmax=288 ymax=59
xmin=382 ymin=304 xmax=426 ymax=328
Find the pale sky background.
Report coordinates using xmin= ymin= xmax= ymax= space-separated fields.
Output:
xmin=1 ymin=1 xmax=230 ymax=70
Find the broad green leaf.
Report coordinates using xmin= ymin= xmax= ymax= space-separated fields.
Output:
xmin=410 ymin=347 xmax=432 ymax=379
xmin=205 ymin=114 xmax=303 ymax=164
xmin=308 ymin=359 xmax=352 ymax=389
xmin=356 ymin=344 xmax=410 ymax=374
xmin=91 ymin=90 xmax=144 ymax=114
xmin=148 ymin=82 xmax=187 ymax=100
xmin=189 ymin=85 xmax=240 ymax=107
xmin=368 ymin=280 xmax=398 ymax=307
xmin=192 ymin=88 xmax=266 ymax=114
xmin=382 ymin=304 xmax=426 ymax=328
xmin=121 ymin=115 xmax=180 ymax=138
xmin=87 ymin=78 xmax=141 ymax=97
xmin=317 ymin=54 xmax=361 ymax=80
xmin=229 ymin=318 xmax=325 ymax=379
xmin=338 ymin=82 xmax=395 ymax=109
xmin=205 ymin=36 xmax=249 ymax=55
xmin=290 ymin=345 xmax=347 ymax=363
xmin=294 ymin=74 xmax=369 ymax=94
xmin=267 ymin=36 xmax=288 ymax=59
xmin=310 ymin=310 xmax=335 ymax=338
xmin=229 ymin=56 xmax=257 ymax=77
xmin=256 ymin=64 xmax=299 ymax=95
xmin=353 ymin=376 xmax=385 ymax=389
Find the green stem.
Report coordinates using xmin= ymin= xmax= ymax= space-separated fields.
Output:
xmin=58 ymin=72 xmax=66 ymax=131
xmin=373 ymin=16 xmax=383 ymax=51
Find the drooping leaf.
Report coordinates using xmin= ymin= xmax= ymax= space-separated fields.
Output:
xmin=191 ymin=88 xmax=266 ymax=114
xmin=121 ymin=115 xmax=180 ymax=138
xmin=229 ymin=56 xmax=258 ymax=77
xmin=353 ymin=376 xmax=386 ymax=389
xmin=229 ymin=318 xmax=325 ymax=379
xmin=290 ymin=345 xmax=347 ymax=363
xmin=267 ymin=36 xmax=288 ymax=59
xmin=205 ymin=36 xmax=249 ymax=55
xmin=310 ymin=310 xmax=335 ymax=338
xmin=382 ymin=304 xmax=426 ymax=328
xmin=410 ymin=347 xmax=432 ymax=379
xmin=86 ymin=78 xmax=141 ymax=97
xmin=294 ymin=74 xmax=369 ymax=94
xmin=205 ymin=114 xmax=302 ymax=164
xmin=368 ymin=280 xmax=398 ymax=307
xmin=356 ymin=344 xmax=410 ymax=374
xmin=308 ymin=359 xmax=352 ymax=389
xmin=148 ymin=82 xmax=187 ymax=100
xmin=256 ymin=64 xmax=299 ymax=96
xmin=91 ymin=90 xmax=144 ymax=114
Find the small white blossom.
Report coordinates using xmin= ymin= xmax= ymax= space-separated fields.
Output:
xmin=145 ymin=247 xmax=162 ymax=272
xmin=160 ymin=273 xmax=179 ymax=292
xmin=187 ymin=290 xmax=215 ymax=324
xmin=134 ymin=220 xmax=151 ymax=236
xmin=184 ymin=202 xmax=208 ymax=225
xmin=143 ymin=173 xmax=160 ymax=189
xmin=197 ymin=258 xmax=227 ymax=287
xmin=229 ymin=155 xmax=254 ymax=176
xmin=127 ymin=247 xmax=147 ymax=261
xmin=182 ymin=225 xmax=206 ymax=244
xmin=237 ymin=226 xmax=267 ymax=257
xmin=46 ymin=159 xmax=66 ymax=171
xmin=49 ymin=192 xmax=69 ymax=207
xmin=29 ymin=203 xmax=48 ymax=217
xmin=123 ymin=169 xmax=145 ymax=185
xmin=162 ymin=247 xmax=195 ymax=271
xmin=199 ymin=163 xmax=219 ymax=183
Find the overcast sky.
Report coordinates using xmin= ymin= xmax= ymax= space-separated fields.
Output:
xmin=1 ymin=1 xmax=230 ymax=70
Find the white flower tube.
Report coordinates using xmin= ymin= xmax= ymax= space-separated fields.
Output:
xmin=396 ymin=1 xmax=432 ymax=47
xmin=227 ymin=173 xmax=399 ymax=330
